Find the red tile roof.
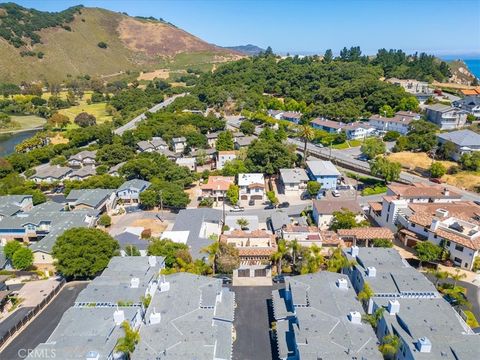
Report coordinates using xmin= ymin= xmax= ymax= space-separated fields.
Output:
xmin=337 ymin=227 xmax=394 ymax=240
xmin=388 ymin=183 xmax=461 ymax=199
xmin=201 ymin=176 xmax=235 ymax=192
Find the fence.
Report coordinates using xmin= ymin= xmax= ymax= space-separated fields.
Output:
xmin=0 ymin=278 xmax=65 ymax=348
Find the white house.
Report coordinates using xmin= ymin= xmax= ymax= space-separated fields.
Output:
xmin=437 ymin=129 xmax=480 ymax=161
xmin=171 ymin=137 xmax=187 ymax=153
xmin=312 ymin=199 xmax=364 ymax=229
xmin=176 ymin=157 xmax=196 ymax=171
xmin=310 ymin=118 xmax=375 ymax=140
xmin=279 ymin=168 xmax=309 ymax=194
xmin=67 ymin=150 xmax=97 ymax=168
xmin=368 ymin=111 xmax=420 ymax=135
xmin=30 ymin=165 xmax=72 ymax=184
xmin=116 ymin=179 xmax=151 ymax=204
xmin=238 ymin=173 xmax=265 ymax=202
xmin=217 ymin=151 xmax=238 ymax=170
xmin=425 ymin=104 xmax=468 ymax=130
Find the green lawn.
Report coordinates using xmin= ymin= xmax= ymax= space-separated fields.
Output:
xmin=0 ymin=115 xmax=46 ymax=133
xmin=331 ymin=139 xmax=363 ymax=150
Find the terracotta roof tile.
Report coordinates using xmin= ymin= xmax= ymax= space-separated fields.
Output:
xmin=388 ymin=183 xmax=461 ymax=199
xmin=337 ymin=227 xmax=394 ymax=240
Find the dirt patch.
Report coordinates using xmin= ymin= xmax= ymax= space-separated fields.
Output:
xmin=49 ymin=134 xmax=69 ymax=145
xmin=118 ymin=17 xmax=219 ymax=56
xmin=131 ymin=218 xmax=167 ymax=236
xmin=387 ymin=152 xmax=456 ymax=172
xmin=442 ymin=172 xmax=480 ymax=191
xmin=138 ymin=69 xmax=170 ymax=81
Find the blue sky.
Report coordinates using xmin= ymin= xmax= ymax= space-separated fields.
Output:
xmin=13 ymin=0 xmax=480 ymax=56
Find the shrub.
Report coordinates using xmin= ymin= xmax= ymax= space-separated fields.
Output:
xmin=97 ymin=41 xmax=108 ymax=49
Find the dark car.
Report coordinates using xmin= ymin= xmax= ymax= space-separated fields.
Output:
xmin=278 ymin=202 xmax=290 ymax=208
xmin=264 ymin=204 xmax=275 ymax=210
xmin=248 ymin=199 xmax=255 ymax=206
xmin=429 ymin=178 xmax=443 ymax=184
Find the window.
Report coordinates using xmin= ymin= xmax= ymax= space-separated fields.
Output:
xmin=454 ymin=257 xmax=462 ymax=264
xmin=455 ymin=244 xmax=464 ymax=252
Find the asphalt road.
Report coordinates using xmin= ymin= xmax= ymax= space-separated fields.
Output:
xmin=232 ymin=286 xmax=280 ymax=360
xmin=0 ymin=282 xmax=87 ymax=360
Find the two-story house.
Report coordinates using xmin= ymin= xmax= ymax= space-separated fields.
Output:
xmin=67 ymin=150 xmax=97 ymax=168
xmin=453 ymin=95 xmax=480 ymax=118
xmin=425 ymin=104 xmax=468 ymax=130
xmin=238 ymin=173 xmax=265 ymax=202
xmin=368 ymin=111 xmax=421 ymax=135
xmin=437 ymin=129 xmax=480 ymax=161
xmin=171 ymin=137 xmax=187 ymax=153
xmin=201 ymin=176 xmax=235 ymax=201
xmin=306 ymin=160 xmax=341 ymax=190
xmin=116 ymin=179 xmax=151 ymax=204
xmin=279 ymin=168 xmax=309 ymax=195
xmin=310 ymin=118 xmax=375 ymax=140
xmin=217 ymin=150 xmax=238 ymax=170
xmin=312 ymin=199 xmax=364 ymax=229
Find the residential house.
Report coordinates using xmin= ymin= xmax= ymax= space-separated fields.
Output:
xmin=238 ymin=173 xmax=265 ymax=201
xmin=30 ymin=164 xmax=72 ymax=183
xmin=116 ymin=179 xmax=151 ymax=204
xmin=280 ymin=111 xmax=302 ymax=124
xmin=67 ymin=150 xmax=97 ymax=168
xmin=114 ymin=231 xmax=149 ymax=256
xmin=206 ymin=131 xmax=220 ymax=148
xmin=373 ymin=296 xmax=480 ymax=360
xmin=368 ymin=111 xmax=421 ymax=135
xmin=217 ymin=150 xmax=238 ymax=170
xmin=220 ymin=229 xmax=277 ymax=265
xmin=136 ymin=137 xmax=169 ymax=154
xmin=281 ymin=224 xmax=343 ymax=249
xmin=396 ymin=201 xmax=480 ymax=270
xmin=306 ymin=160 xmax=341 ymax=190
xmin=269 ymin=211 xmax=291 ymax=236
xmin=234 ymin=135 xmax=256 ymax=149
xmin=171 ymin=137 xmax=187 ymax=153
xmin=337 ymin=227 xmax=394 ymax=247
xmin=224 ymin=215 xmax=259 ymax=232
xmin=150 ymin=136 xmax=167 ymax=150
xmin=175 ymin=157 xmax=196 ymax=171
xmin=137 ymin=140 xmax=155 ymax=153
xmin=437 ymin=129 xmax=480 ymax=161
xmin=134 ymin=273 xmax=235 ymax=360
xmin=0 ymin=195 xmax=33 ymax=220
xmin=272 ymin=272 xmax=382 ymax=360
xmin=312 ymin=199 xmax=364 ymax=229
xmin=279 ymin=168 xmax=309 ymax=194
xmin=267 ymin=109 xmax=284 ymax=120
xmin=386 ymin=78 xmax=433 ymax=101
xmin=453 ymin=95 xmax=480 ymax=118
xmin=201 ymin=176 xmax=235 ymax=201
xmin=191 ymin=148 xmax=217 ymax=167
xmin=425 ymin=104 xmax=468 ymax=130
xmin=66 ymin=189 xmax=116 ymax=213
xmin=68 ymin=165 xmax=96 ymax=181
xmin=310 ymin=118 xmax=375 ymax=140
xmin=107 ymin=162 xmax=125 ymax=177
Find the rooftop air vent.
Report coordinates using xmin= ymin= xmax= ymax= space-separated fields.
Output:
xmin=366 ymin=266 xmax=376 ymax=277
xmin=148 ymin=255 xmax=157 ymax=267
xmin=113 ymin=309 xmax=125 ymax=326
xmin=387 ymin=300 xmax=400 ymax=315
xmin=348 ymin=311 xmax=362 ymax=324
xmin=416 ymin=337 xmax=432 ymax=353
xmin=336 ymin=278 xmax=348 ymax=290
xmin=130 ymin=277 xmax=140 ymax=288
xmin=351 ymin=246 xmax=359 ymax=257
xmin=150 ymin=308 xmax=161 ymax=325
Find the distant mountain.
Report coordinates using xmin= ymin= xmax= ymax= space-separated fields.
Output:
xmin=225 ymin=44 xmax=265 ymax=56
xmin=0 ymin=3 xmax=242 ymax=83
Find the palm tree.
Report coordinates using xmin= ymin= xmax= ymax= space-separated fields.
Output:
xmin=427 ymin=268 xmax=449 ymax=287
xmin=201 ymin=241 xmax=220 ymax=275
xmin=450 ymin=268 xmax=467 ymax=287
xmin=309 ymin=244 xmax=324 ymax=271
xmin=378 ymin=334 xmax=400 ymax=360
xmin=357 ymin=282 xmax=374 ymax=305
xmin=326 ymin=247 xmax=356 ymax=273
xmin=236 ymin=218 xmax=249 ymax=230
xmin=362 ymin=307 xmax=384 ymax=329
xmin=298 ymin=125 xmax=315 ymax=163
xmin=115 ymin=321 xmax=140 ymax=359
xmin=289 ymin=239 xmax=301 ymax=267
xmin=272 ymin=240 xmax=288 ymax=275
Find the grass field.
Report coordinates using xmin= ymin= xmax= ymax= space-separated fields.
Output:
xmin=332 ymin=139 xmax=362 ymax=149
xmin=443 ymin=172 xmax=480 ymax=191
xmin=387 ymin=152 xmax=456 ymax=171
xmin=0 ymin=115 xmax=45 ymax=133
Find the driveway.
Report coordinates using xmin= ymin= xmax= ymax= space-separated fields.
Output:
xmin=232 ymin=285 xmax=282 ymax=360
xmin=1 ymin=282 xmax=87 ymax=359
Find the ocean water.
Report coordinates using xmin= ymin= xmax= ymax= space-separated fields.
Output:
xmin=464 ymin=59 xmax=480 ymax=79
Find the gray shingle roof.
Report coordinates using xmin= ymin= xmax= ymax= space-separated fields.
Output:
xmin=437 ymin=129 xmax=480 ymax=147
xmin=69 ymin=165 xmax=96 ymax=179
xmin=117 ymin=179 xmax=151 ymax=192
xmin=279 ymin=168 xmax=309 ymax=184
xmin=306 ymin=160 xmax=341 ymax=176
xmin=30 ymin=164 xmax=72 ymax=180
xmin=66 ymin=189 xmax=115 ymax=209
xmin=68 ymin=150 xmax=97 ymax=162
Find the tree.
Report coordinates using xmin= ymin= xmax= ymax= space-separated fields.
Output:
xmin=298 ymin=125 xmax=315 ymax=162
xmin=372 ymin=238 xmax=393 ymax=248
xmin=52 ymin=228 xmax=119 ymax=278
xmin=357 ymin=282 xmax=374 ymax=304
xmin=362 ymin=307 xmax=384 ymax=328
xmin=201 ymin=241 xmax=220 ymax=275
xmin=98 ymin=214 xmax=112 ymax=227
xmin=370 ymin=157 xmax=401 ymax=183
xmin=147 ymin=238 xmax=189 ymax=268
xmin=427 ymin=268 xmax=449 ymax=287
xmin=449 ymin=268 xmax=467 ymax=287
xmin=383 ymin=131 xmax=401 ymax=142
xmin=115 ymin=321 xmax=140 ymax=357
xmin=429 ymin=162 xmax=446 ymax=178
xmin=288 ymin=240 xmax=301 ymax=267
xmin=139 ymin=190 xmax=159 ymax=209
xmin=323 ymin=49 xmax=333 ymax=63
xmin=360 ymin=138 xmax=386 ymax=159
xmin=437 ymin=140 xmax=456 ymax=160
xmin=272 ymin=240 xmax=288 ymax=275
xmin=236 ymin=218 xmax=249 ymax=230
xmin=326 ymin=247 xmax=353 ymax=273
xmin=74 ymin=112 xmax=96 ymax=127
xmin=222 ymin=159 xmax=248 ymax=176
xmin=97 ymin=41 xmax=108 ymax=49
xmin=216 ymin=131 xmax=234 ymax=151
xmin=239 ymin=120 xmax=255 ymax=135
xmin=307 ymin=181 xmax=321 ymax=198
xmin=226 ymin=184 xmax=239 ymax=205
xmin=414 ymin=241 xmax=442 ymax=267
xmin=215 ymin=242 xmax=240 ymax=274
xmin=48 ymin=113 xmax=70 ymax=129
xmin=379 ymin=334 xmax=400 ymax=360
xmin=266 ymin=190 xmax=279 ymax=206
xmin=12 ymin=247 xmax=33 ymax=270
xmin=379 ymin=104 xmax=395 ymax=117
xmin=124 ymin=245 xmax=141 ymax=256
xmin=330 ymin=209 xmax=362 ymax=231
xmin=4 ymin=241 xmax=22 ymax=259
xmin=245 ymin=139 xmax=296 ymax=175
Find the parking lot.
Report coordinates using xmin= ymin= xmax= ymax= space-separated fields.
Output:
xmin=232 ymin=285 xmax=282 ymax=360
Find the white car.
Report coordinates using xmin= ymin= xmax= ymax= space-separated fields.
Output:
xmin=332 ymin=190 xmax=340 ymax=197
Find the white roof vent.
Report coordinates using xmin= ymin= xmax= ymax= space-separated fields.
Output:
xmin=435 ymin=208 xmax=449 ymax=218
xmin=113 ymin=309 xmax=125 ymax=326
xmin=159 ymin=276 xmax=170 ymax=292
xmin=416 ymin=337 xmax=432 ymax=353
xmin=130 ymin=277 xmax=140 ymax=288
xmin=348 ymin=311 xmax=362 ymax=324
xmin=150 ymin=308 xmax=161 ymax=325
xmin=387 ymin=300 xmax=400 ymax=315
xmin=86 ymin=351 xmax=100 ymax=360
xmin=336 ymin=278 xmax=348 ymax=290
xmin=367 ymin=266 xmax=377 ymax=277
xmin=148 ymin=255 xmax=157 ymax=267
xmin=430 ymin=219 xmax=440 ymax=231
xmin=351 ymin=246 xmax=359 ymax=257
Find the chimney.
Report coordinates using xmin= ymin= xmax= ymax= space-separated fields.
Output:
xmin=348 ymin=311 xmax=362 ymax=324
xmin=443 ymin=188 xmax=449 ymax=196
xmin=430 ymin=219 xmax=440 ymax=232
xmin=350 ymin=246 xmax=359 ymax=257
xmin=159 ymin=276 xmax=170 ymax=292
xmin=435 ymin=208 xmax=449 ymax=218
xmin=336 ymin=278 xmax=348 ymax=290
xmin=130 ymin=277 xmax=140 ymax=288
xmin=367 ymin=266 xmax=377 ymax=277
xmin=387 ymin=300 xmax=400 ymax=315
xmin=416 ymin=337 xmax=432 ymax=353
xmin=113 ymin=309 xmax=125 ymax=326
xmin=149 ymin=308 xmax=161 ymax=325
xmin=148 ymin=256 xmax=157 ymax=267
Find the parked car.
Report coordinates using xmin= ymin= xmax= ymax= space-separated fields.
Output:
xmin=429 ymin=178 xmax=443 ymax=184
xmin=230 ymin=205 xmax=244 ymax=212
xmin=278 ymin=202 xmax=290 ymax=208
xmin=332 ymin=190 xmax=340 ymax=197
xmin=356 ymin=154 xmax=369 ymax=162
xmin=248 ymin=199 xmax=255 ymax=206
xmin=314 ymin=143 xmax=324 ymax=148
xmin=264 ymin=204 xmax=275 ymax=210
